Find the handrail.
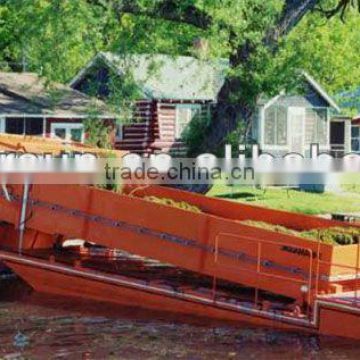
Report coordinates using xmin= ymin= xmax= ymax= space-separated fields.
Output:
xmin=314 ymin=238 xmax=360 ymax=307
xmin=214 ymin=232 xmax=313 ymax=278
xmin=213 ymin=231 xmax=360 ymax=319
xmin=214 ymin=232 xmax=314 ymax=320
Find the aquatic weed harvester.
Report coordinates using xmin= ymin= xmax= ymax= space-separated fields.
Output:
xmin=0 ymin=135 xmax=359 ymax=340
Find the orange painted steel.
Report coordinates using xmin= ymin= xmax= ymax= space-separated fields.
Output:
xmin=123 ymin=184 xmax=348 ymax=231
xmin=0 ymin=251 xmax=317 ymax=335
xmin=2 ymin=134 xmax=346 ymax=334
xmin=0 ymin=133 xmax=125 ymax=157
xmin=0 ymin=182 xmax=359 ymax=338
xmin=0 ymin=183 xmax=359 ymax=302
xmin=317 ymin=303 xmax=360 ymax=339
xmin=0 ymin=130 xmax=358 ymax=340
xmin=2 ymin=250 xmax=360 ymax=340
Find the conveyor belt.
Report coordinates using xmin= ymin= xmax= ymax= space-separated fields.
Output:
xmin=0 ymin=184 xmax=358 ymax=301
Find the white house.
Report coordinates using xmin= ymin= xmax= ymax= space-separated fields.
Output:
xmin=252 ymin=72 xmax=342 ymax=157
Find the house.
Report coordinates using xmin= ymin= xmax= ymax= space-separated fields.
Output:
xmin=255 ymin=73 xmax=342 ymax=157
xmin=336 ymin=88 xmax=360 ymax=154
xmin=70 ymin=52 xmax=342 ymax=157
xmin=0 ymin=72 xmax=115 ymax=144
xmin=70 ymin=52 xmax=227 ymax=155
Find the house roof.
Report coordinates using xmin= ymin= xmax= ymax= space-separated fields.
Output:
xmin=260 ymin=72 xmax=340 ymax=112
xmin=0 ymin=72 xmax=114 ymax=117
xmin=353 ymin=115 xmax=360 ymax=124
xmin=302 ymin=72 xmax=340 ymax=112
xmin=70 ymin=52 xmax=229 ymax=101
xmin=70 ymin=52 xmax=339 ymax=110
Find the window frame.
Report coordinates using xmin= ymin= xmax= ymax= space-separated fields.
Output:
xmin=115 ymin=123 xmax=123 ymax=141
xmin=50 ymin=122 xmax=85 ymax=143
xmin=175 ymin=104 xmax=202 ymax=139
xmin=263 ymin=105 xmax=289 ymax=147
xmin=0 ymin=116 xmax=5 ymax=133
xmin=352 ymin=125 xmax=360 ymax=153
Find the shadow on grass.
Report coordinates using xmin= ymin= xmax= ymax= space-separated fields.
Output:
xmin=214 ymin=192 xmax=260 ymax=201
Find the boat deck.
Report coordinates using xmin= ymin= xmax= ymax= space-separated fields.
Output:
xmin=318 ymin=291 xmax=360 ymax=308
xmin=16 ymin=246 xmax=295 ymax=309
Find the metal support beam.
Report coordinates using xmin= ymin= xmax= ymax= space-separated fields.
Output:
xmin=18 ymin=183 xmax=30 ymax=255
xmin=1 ymin=183 xmax=11 ymax=202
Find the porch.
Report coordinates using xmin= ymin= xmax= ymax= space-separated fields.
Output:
xmin=0 ymin=114 xmax=86 ymax=143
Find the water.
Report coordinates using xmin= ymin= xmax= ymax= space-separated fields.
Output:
xmin=0 ymin=279 xmax=359 ymax=359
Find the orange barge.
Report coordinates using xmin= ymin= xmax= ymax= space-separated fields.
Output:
xmin=0 ymin=133 xmax=359 ymax=340
xmin=0 ymin=183 xmax=359 ymax=340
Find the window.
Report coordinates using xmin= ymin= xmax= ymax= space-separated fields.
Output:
xmin=352 ymin=126 xmax=360 ymax=152
xmin=25 ymin=118 xmax=43 ymax=135
xmin=115 ymin=123 xmax=123 ymax=141
xmin=54 ymin=127 xmax=66 ymax=140
xmin=175 ymin=104 xmax=201 ymax=139
xmin=5 ymin=118 xmax=44 ymax=135
xmin=5 ymin=118 xmax=24 ymax=134
xmin=51 ymin=123 xmax=84 ymax=143
xmin=264 ymin=105 xmax=287 ymax=145
xmin=305 ymin=108 xmax=327 ymax=145
xmin=70 ymin=128 xmax=83 ymax=142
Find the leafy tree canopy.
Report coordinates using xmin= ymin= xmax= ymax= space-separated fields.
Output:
xmin=1 ymin=0 xmax=360 ymax=147
xmin=0 ymin=1 xmax=358 ymax=91
xmin=285 ymin=7 xmax=360 ymax=95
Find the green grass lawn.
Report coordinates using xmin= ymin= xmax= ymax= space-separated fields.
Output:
xmin=207 ymin=185 xmax=360 ymax=215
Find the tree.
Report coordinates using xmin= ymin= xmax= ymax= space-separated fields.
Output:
xmin=0 ymin=0 xmax=107 ymax=81
xmin=284 ymin=7 xmax=360 ymax=97
xmin=100 ymin=0 xmax=360 ymax=152
xmin=1 ymin=0 xmax=359 ymax=152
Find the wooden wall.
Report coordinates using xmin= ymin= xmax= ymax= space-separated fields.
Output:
xmin=116 ymin=99 xmax=211 ymax=156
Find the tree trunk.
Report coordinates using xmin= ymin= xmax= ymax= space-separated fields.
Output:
xmin=203 ymin=87 xmax=255 ymax=152
xmin=203 ymin=0 xmax=320 ymax=153
xmin=109 ymin=0 xmax=345 ymax=152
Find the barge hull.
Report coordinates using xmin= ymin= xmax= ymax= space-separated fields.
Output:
xmin=2 ymin=252 xmax=312 ymax=335
xmin=3 ymin=251 xmax=360 ymax=340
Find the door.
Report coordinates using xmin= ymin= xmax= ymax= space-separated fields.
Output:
xmin=330 ymin=121 xmax=345 ymax=157
xmin=51 ymin=123 xmax=84 ymax=143
xmin=288 ymin=107 xmax=305 ymax=154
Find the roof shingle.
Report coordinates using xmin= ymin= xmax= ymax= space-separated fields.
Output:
xmin=0 ymin=72 xmax=113 ymax=117
xmin=71 ymin=52 xmax=229 ymax=101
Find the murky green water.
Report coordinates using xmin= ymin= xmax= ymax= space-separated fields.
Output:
xmin=0 ymin=278 xmax=359 ymax=359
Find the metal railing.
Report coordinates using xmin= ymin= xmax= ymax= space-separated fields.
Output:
xmin=213 ymin=230 xmax=360 ymax=319
xmin=214 ymin=232 xmax=314 ymax=320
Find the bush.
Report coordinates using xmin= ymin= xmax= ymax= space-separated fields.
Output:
xmin=182 ymin=113 xmax=209 ymax=156
xmin=83 ymin=118 xmax=112 ymax=148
